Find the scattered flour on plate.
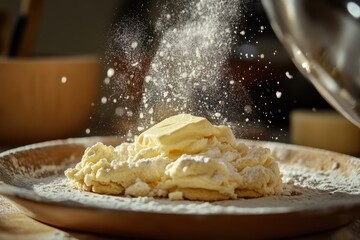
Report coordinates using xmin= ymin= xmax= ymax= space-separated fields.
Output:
xmin=1 ymin=141 xmax=359 ymax=215
xmin=23 ymin=162 xmax=359 ymax=215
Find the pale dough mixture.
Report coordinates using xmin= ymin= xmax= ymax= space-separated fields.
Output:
xmin=65 ymin=114 xmax=283 ymax=201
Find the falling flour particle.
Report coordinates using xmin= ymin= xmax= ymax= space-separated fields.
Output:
xmin=145 ymin=76 xmax=152 ymax=83
xmin=107 ymin=68 xmax=115 ymax=78
xmin=61 ymin=76 xmax=67 ymax=84
xmin=276 ymin=91 xmax=282 ymax=99
xmin=101 ymin=97 xmax=107 ymax=104
xmin=285 ymin=71 xmax=293 ymax=79
xmin=85 ymin=128 xmax=91 ymax=134
xmin=244 ymin=105 xmax=252 ymax=114
xmin=127 ymin=111 xmax=133 ymax=117
xmin=115 ymin=107 xmax=125 ymax=116
xmin=131 ymin=41 xmax=138 ymax=49
xmin=104 ymin=78 xmax=111 ymax=84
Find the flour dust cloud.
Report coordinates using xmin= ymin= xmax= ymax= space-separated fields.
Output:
xmin=104 ymin=0 xmax=261 ymax=139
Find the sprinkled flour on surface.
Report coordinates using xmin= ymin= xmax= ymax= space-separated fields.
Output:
xmin=2 ymin=162 xmax=357 ymax=215
xmin=1 ymin=139 xmax=359 ymax=215
xmin=2 ymin=156 xmax=75 ymax=187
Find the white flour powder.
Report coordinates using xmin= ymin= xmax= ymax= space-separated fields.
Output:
xmin=105 ymin=0 xmax=255 ymax=138
xmin=1 ymin=140 xmax=359 ymax=215
xmin=20 ymin=162 xmax=359 ymax=215
xmin=137 ymin=0 xmax=241 ymax=130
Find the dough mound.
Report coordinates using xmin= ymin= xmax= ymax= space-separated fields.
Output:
xmin=65 ymin=114 xmax=283 ymax=201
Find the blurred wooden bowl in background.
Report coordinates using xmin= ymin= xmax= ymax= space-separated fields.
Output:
xmin=0 ymin=56 xmax=101 ymax=145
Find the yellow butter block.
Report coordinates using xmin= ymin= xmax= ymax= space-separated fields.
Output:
xmin=136 ymin=114 xmax=236 ymax=155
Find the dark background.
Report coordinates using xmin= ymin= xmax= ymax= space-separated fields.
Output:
xmin=0 ymin=0 xmax=332 ymax=141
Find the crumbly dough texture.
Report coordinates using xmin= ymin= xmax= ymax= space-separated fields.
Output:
xmin=65 ymin=114 xmax=283 ymax=201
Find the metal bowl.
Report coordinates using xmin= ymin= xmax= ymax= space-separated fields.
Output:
xmin=262 ymin=0 xmax=360 ymax=127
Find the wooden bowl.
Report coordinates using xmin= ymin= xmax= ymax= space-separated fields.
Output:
xmin=0 ymin=56 xmax=101 ymax=145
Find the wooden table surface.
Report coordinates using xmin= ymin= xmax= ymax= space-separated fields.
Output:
xmin=0 ymin=197 xmax=110 ymax=240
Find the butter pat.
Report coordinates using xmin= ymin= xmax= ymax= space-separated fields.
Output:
xmin=65 ymin=114 xmax=283 ymax=201
xmin=136 ymin=114 xmax=236 ymax=155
